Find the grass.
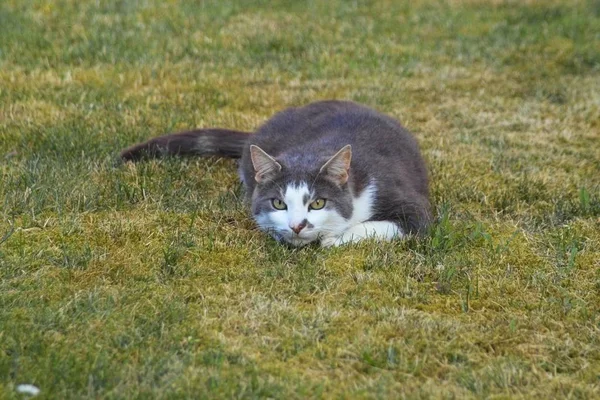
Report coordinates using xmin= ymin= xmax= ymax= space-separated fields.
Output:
xmin=1 ymin=0 xmax=599 ymax=398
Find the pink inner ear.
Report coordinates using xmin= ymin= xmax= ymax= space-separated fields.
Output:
xmin=250 ymin=145 xmax=281 ymax=183
xmin=320 ymin=145 xmax=352 ymax=184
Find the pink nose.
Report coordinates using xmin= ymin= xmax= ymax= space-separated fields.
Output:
xmin=290 ymin=222 xmax=306 ymax=234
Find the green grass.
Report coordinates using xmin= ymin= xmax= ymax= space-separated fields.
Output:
xmin=1 ymin=0 xmax=599 ymax=398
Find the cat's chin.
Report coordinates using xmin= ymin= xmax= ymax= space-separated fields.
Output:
xmin=285 ymin=238 xmax=315 ymax=247
xmin=277 ymin=235 xmax=317 ymax=248
xmin=268 ymin=231 xmax=316 ymax=247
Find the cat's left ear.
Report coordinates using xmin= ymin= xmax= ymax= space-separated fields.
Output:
xmin=320 ymin=145 xmax=352 ymax=185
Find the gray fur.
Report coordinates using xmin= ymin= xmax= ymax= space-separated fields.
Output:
xmin=240 ymin=101 xmax=431 ymax=234
xmin=120 ymin=100 xmax=431 ymax=243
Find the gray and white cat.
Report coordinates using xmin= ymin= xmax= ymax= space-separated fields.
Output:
xmin=121 ymin=101 xmax=431 ymax=247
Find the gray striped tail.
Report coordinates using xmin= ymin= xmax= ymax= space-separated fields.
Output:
xmin=120 ymin=129 xmax=251 ymax=162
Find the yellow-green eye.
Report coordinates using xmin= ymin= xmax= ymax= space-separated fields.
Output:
xmin=271 ymin=199 xmax=287 ymax=210
xmin=309 ymin=198 xmax=326 ymax=210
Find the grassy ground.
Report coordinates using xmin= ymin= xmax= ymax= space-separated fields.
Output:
xmin=1 ymin=0 xmax=599 ymax=398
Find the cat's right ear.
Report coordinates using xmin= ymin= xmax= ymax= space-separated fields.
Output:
xmin=250 ymin=145 xmax=282 ymax=183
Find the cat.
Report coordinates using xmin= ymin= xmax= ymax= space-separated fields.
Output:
xmin=120 ymin=100 xmax=431 ymax=247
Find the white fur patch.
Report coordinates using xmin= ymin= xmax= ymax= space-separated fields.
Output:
xmin=284 ymin=183 xmax=309 ymax=228
xmin=348 ymin=183 xmax=376 ymax=226
xmin=320 ymin=182 xmax=403 ymax=247
xmin=318 ymin=182 xmax=376 ymax=246
xmin=321 ymin=221 xmax=402 ymax=247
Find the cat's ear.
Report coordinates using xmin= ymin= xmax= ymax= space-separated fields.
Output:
xmin=250 ymin=145 xmax=282 ymax=183
xmin=320 ymin=144 xmax=352 ymax=185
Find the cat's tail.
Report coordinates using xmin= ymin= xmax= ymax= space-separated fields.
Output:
xmin=120 ymin=128 xmax=252 ymax=162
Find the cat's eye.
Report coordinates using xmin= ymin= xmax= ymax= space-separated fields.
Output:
xmin=271 ymin=199 xmax=287 ymax=210
xmin=309 ymin=198 xmax=327 ymax=210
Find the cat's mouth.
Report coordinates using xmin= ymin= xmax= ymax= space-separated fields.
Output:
xmin=278 ymin=231 xmax=319 ymax=247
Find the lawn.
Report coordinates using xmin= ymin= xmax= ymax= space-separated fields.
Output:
xmin=1 ymin=0 xmax=599 ymax=398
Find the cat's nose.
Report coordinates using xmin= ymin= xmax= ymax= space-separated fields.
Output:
xmin=290 ymin=221 xmax=307 ymax=234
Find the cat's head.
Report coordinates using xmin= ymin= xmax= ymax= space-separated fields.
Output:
xmin=250 ymin=145 xmax=354 ymax=247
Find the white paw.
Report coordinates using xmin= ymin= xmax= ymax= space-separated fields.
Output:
xmin=320 ymin=221 xmax=402 ymax=247
xmin=320 ymin=235 xmax=340 ymax=248
xmin=320 ymin=233 xmax=362 ymax=247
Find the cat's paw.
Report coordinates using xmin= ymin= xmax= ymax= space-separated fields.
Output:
xmin=320 ymin=221 xmax=403 ymax=247
xmin=324 ymin=234 xmax=362 ymax=247
xmin=320 ymin=234 xmax=353 ymax=247
xmin=320 ymin=235 xmax=342 ymax=247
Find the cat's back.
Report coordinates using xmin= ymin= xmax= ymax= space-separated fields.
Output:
xmin=253 ymin=100 xmax=363 ymax=142
xmin=241 ymin=100 xmax=428 ymax=195
xmin=250 ymin=100 xmax=417 ymax=152
xmin=248 ymin=101 xmax=422 ymax=170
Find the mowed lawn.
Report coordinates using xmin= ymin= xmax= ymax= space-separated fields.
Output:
xmin=1 ymin=0 xmax=599 ymax=398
